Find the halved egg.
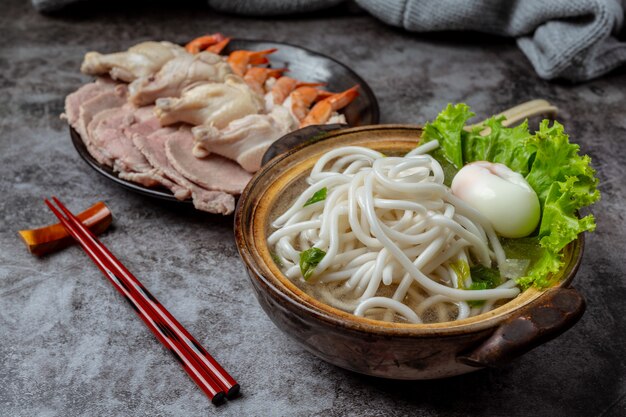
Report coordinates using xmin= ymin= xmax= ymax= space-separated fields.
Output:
xmin=451 ymin=161 xmax=540 ymax=238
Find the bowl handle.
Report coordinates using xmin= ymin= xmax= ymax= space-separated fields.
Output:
xmin=457 ymin=287 xmax=586 ymax=368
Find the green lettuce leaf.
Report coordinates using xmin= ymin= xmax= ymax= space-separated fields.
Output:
xmin=421 ymin=103 xmax=474 ymax=169
xmin=515 ymin=248 xmax=564 ymax=289
xmin=421 ymin=104 xmax=600 ymax=288
xmin=463 ymin=118 xmax=535 ymax=176
xmin=525 ymin=120 xmax=599 ymax=208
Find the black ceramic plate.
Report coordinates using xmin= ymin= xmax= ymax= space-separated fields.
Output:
xmin=70 ymin=39 xmax=380 ymax=203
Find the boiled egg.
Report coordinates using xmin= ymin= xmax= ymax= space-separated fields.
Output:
xmin=451 ymin=161 xmax=540 ymax=238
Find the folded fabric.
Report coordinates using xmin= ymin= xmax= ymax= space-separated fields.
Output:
xmin=356 ymin=0 xmax=626 ymax=81
xmin=33 ymin=0 xmax=626 ymax=81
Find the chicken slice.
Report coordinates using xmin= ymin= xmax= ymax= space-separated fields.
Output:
xmin=81 ymin=41 xmax=188 ymax=82
xmin=154 ymin=75 xmax=263 ymax=128
xmin=128 ymin=51 xmax=232 ymax=106
xmin=191 ymin=104 xmax=297 ymax=173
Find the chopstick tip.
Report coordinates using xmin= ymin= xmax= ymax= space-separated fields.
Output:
xmin=212 ymin=391 xmax=226 ymax=406
xmin=226 ymin=384 xmax=241 ymax=400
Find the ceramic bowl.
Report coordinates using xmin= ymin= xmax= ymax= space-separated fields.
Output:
xmin=234 ymin=124 xmax=586 ymax=380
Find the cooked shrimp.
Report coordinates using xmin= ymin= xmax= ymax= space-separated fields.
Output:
xmin=244 ymin=67 xmax=287 ymax=95
xmin=289 ymin=86 xmax=333 ymax=121
xmin=206 ymin=37 xmax=231 ymax=54
xmin=300 ymin=85 xmax=359 ymax=127
xmin=227 ymin=48 xmax=277 ymax=76
xmin=271 ymin=77 xmax=325 ymax=105
xmin=185 ymin=33 xmax=226 ymax=54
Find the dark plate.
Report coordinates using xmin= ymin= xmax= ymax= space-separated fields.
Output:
xmin=71 ymin=39 xmax=380 ymax=203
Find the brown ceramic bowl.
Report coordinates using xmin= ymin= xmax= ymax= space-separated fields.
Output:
xmin=234 ymin=124 xmax=586 ymax=380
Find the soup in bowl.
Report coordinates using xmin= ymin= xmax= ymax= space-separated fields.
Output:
xmin=235 ymin=124 xmax=587 ymax=379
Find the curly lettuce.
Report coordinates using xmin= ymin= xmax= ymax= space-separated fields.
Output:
xmin=421 ymin=104 xmax=600 ymax=288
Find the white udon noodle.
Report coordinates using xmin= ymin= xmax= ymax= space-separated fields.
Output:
xmin=268 ymin=141 xmax=521 ymax=324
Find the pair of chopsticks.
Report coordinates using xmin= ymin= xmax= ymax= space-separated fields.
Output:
xmin=45 ymin=197 xmax=238 ymax=405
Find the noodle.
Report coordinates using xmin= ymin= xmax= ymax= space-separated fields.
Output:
xmin=268 ymin=141 xmax=521 ymax=324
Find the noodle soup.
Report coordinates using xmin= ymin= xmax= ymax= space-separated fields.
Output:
xmin=268 ymin=144 xmax=521 ymax=324
xmin=265 ymin=104 xmax=598 ymax=326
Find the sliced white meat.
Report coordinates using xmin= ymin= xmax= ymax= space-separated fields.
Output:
xmin=122 ymin=106 xmax=162 ymax=141
xmin=154 ymin=74 xmax=263 ymax=128
xmin=86 ymin=104 xmax=182 ymax=189
xmin=70 ymin=84 xmax=128 ymax=166
xmin=117 ymin=170 xmax=179 ymax=190
xmin=192 ymin=104 xmax=297 ymax=173
xmin=86 ymin=105 xmax=165 ymax=187
xmin=134 ymin=128 xmax=235 ymax=214
xmin=165 ymin=127 xmax=252 ymax=195
xmin=190 ymin=189 xmax=235 ymax=215
xmin=86 ymin=106 xmax=133 ymax=168
xmin=133 ymin=127 xmax=192 ymax=200
xmin=81 ymin=41 xmax=188 ymax=82
xmin=128 ymin=51 xmax=232 ymax=106
xmin=76 ymin=84 xmax=128 ymax=139
xmin=62 ymin=78 xmax=116 ymax=126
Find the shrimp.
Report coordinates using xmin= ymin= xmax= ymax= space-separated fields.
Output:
xmin=185 ymin=33 xmax=226 ymax=54
xmin=300 ymin=85 xmax=359 ymax=127
xmin=227 ymin=48 xmax=277 ymax=76
xmin=289 ymin=86 xmax=333 ymax=121
xmin=206 ymin=37 xmax=231 ymax=54
xmin=244 ymin=67 xmax=288 ymax=95
xmin=270 ymin=77 xmax=325 ymax=105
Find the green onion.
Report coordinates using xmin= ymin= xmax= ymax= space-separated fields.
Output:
xmin=299 ymin=247 xmax=326 ymax=280
xmin=303 ymin=187 xmax=327 ymax=207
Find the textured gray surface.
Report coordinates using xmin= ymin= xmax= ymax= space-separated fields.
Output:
xmin=1 ymin=1 xmax=625 ymax=416
xmin=31 ymin=0 xmax=626 ymax=82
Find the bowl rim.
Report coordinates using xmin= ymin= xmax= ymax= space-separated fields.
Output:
xmin=235 ymin=124 xmax=584 ymax=337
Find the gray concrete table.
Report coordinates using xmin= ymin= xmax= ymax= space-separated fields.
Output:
xmin=1 ymin=1 xmax=625 ymax=416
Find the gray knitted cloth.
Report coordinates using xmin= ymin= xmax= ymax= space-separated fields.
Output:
xmin=33 ymin=0 xmax=626 ymax=81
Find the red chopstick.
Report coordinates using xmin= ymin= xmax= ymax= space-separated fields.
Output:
xmin=45 ymin=197 xmax=239 ymax=403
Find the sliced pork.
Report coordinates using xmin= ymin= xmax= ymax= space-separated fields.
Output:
xmin=62 ymin=78 xmax=116 ymax=126
xmin=134 ymin=128 xmax=235 ymax=214
xmin=165 ymin=127 xmax=252 ymax=195
xmin=66 ymin=83 xmax=128 ymax=166
xmin=122 ymin=106 xmax=162 ymax=137
xmin=81 ymin=41 xmax=188 ymax=82
xmin=87 ymin=104 xmax=175 ymax=188
xmin=128 ymin=51 xmax=232 ymax=106
xmin=154 ymin=75 xmax=263 ymax=128
xmin=133 ymin=127 xmax=192 ymax=200
xmin=190 ymin=189 xmax=235 ymax=215
xmin=86 ymin=106 xmax=134 ymax=168
xmin=87 ymin=105 xmax=155 ymax=173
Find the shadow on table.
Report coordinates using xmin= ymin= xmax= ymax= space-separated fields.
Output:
xmin=326 ymin=352 xmax=623 ymax=417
